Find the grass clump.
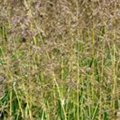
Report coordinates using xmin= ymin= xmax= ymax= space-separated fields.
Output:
xmin=0 ymin=0 xmax=120 ymax=120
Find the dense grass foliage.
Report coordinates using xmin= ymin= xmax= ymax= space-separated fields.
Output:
xmin=0 ymin=0 xmax=120 ymax=120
